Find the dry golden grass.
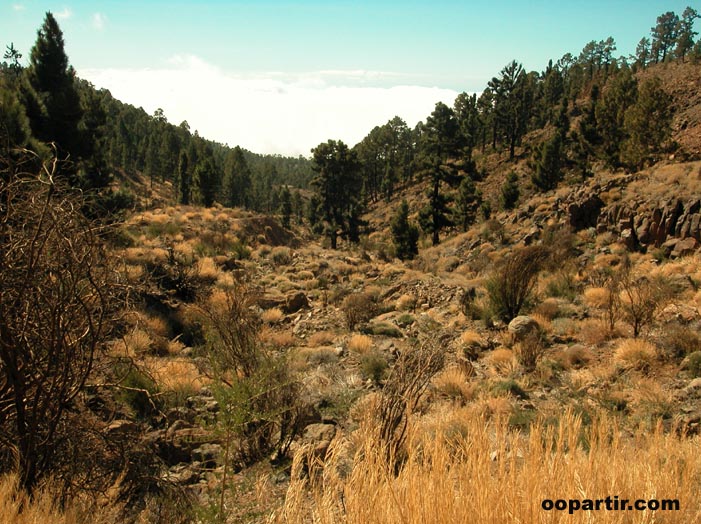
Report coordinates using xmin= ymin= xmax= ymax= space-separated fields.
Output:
xmin=290 ymin=270 xmax=315 ymax=281
xmin=0 ymin=475 xmax=114 ymax=524
xmin=276 ymin=409 xmax=701 ymax=524
xmin=261 ymin=308 xmax=285 ymax=324
xmin=348 ymin=334 xmax=373 ymax=355
xmin=534 ymin=297 xmax=560 ymax=319
xmin=484 ymin=348 xmax=517 ymax=377
xmin=578 ymin=318 xmax=612 ymax=346
xmin=195 ymin=256 xmax=220 ymax=280
xmin=307 ymin=331 xmax=336 ymax=347
xmin=396 ymin=295 xmax=416 ymax=311
xmin=119 ymin=328 xmax=152 ymax=357
xmin=614 ymin=338 xmax=658 ymax=370
xmin=293 ymin=346 xmax=339 ymax=369
xmin=144 ymin=357 xmax=206 ymax=392
xmin=559 ymin=344 xmax=594 ymax=369
xmin=143 ymin=314 xmax=169 ymax=338
xmin=432 ymin=366 xmax=476 ymax=403
xmin=529 ymin=312 xmax=552 ymax=334
xmin=261 ymin=329 xmax=296 ymax=349
xmin=630 ymin=378 xmax=673 ymax=420
xmin=124 ymin=264 xmax=144 ymax=281
xmin=583 ymin=286 xmax=611 ymax=309
xmin=459 ymin=329 xmax=485 ymax=347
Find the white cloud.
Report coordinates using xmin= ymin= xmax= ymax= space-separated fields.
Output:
xmin=80 ymin=56 xmax=460 ymax=156
xmin=92 ymin=13 xmax=106 ymax=30
xmin=12 ymin=4 xmax=25 ymax=11
xmin=55 ymin=7 xmax=72 ymax=20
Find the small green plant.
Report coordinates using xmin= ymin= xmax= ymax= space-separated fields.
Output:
xmin=486 ymin=245 xmax=550 ymax=322
xmin=686 ymin=351 xmax=701 ymax=378
xmin=115 ymin=361 xmax=160 ymax=418
xmin=492 ymin=379 xmax=528 ymax=400
xmin=271 ymin=246 xmax=292 ymax=265
xmin=361 ymin=351 xmax=389 ymax=384
xmin=362 ymin=322 xmax=403 ymax=338
xmin=395 ymin=313 xmax=415 ymax=328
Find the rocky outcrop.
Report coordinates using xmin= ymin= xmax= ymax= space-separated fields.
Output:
xmin=597 ymin=197 xmax=701 ymax=257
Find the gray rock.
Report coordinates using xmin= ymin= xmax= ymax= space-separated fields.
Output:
xmin=507 ymin=316 xmax=540 ymax=340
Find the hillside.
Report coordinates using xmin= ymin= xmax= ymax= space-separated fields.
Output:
xmin=5 ymin=7 xmax=701 ymax=524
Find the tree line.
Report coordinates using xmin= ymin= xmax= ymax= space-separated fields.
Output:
xmin=0 ymin=12 xmax=313 ymax=217
xmin=306 ymin=6 xmax=698 ymax=255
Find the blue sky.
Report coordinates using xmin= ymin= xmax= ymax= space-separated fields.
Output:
xmin=1 ymin=1 xmax=695 ymax=154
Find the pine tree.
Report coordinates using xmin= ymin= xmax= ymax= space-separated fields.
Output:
xmin=278 ymin=185 xmax=292 ymax=229
xmin=453 ymin=175 xmax=482 ymax=231
xmin=500 ymin=172 xmax=520 ymax=210
xmin=176 ymin=150 xmax=191 ymax=205
xmin=620 ymin=78 xmax=673 ymax=170
xmin=222 ymin=146 xmax=252 ymax=208
xmin=531 ymin=134 xmax=563 ymax=191
xmin=193 ymin=157 xmax=219 ymax=207
xmin=391 ymin=200 xmax=419 ymax=261
xmin=310 ymin=140 xmax=362 ymax=249
xmin=25 ymin=12 xmax=84 ymax=162
xmin=416 ymin=102 xmax=464 ymax=245
xmin=675 ymin=7 xmax=700 ymax=61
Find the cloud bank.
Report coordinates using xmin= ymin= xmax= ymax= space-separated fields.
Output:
xmin=80 ymin=55 xmax=460 ymax=156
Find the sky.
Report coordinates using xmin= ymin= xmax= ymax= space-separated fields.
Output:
xmin=1 ymin=1 xmax=695 ymax=156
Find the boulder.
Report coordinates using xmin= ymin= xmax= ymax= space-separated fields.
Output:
xmin=284 ymin=291 xmax=309 ymax=314
xmin=507 ymin=316 xmax=540 ymax=340
xmin=671 ymin=237 xmax=699 ymax=258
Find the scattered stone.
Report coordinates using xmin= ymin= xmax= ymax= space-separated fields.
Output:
xmin=104 ymin=420 xmax=138 ymax=436
xmin=508 ymin=316 xmax=540 ymax=340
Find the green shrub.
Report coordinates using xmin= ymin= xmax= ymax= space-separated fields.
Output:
xmin=360 ymin=351 xmax=388 ymax=384
xmin=271 ymin=246 xmax=292 ymax=265
xmin=686 ymin=351 xmax=701 ymax=378
xmin=362 ymin=322 xmax=403 ymax=338
xmin=491 ymin=379 xmax=528 ymax=400
xmin=115 ymin=361 xmax=159 ymax=418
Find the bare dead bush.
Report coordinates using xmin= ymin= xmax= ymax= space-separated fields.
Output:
xmin=342 ymin=292 xmax=379 ymax=330
xmin=0 ymin=155 xmax=116 ymax=493
xmin=371 ymin=336 xmax=445 ymax=472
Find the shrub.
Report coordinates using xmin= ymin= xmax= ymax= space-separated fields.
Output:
xmin=362 ymin=322 xmax=403 ymax=338
xmin=261 ymin=308 xmax=284 ymax=324
xmin=360 ymin=352 xmax=389 ymax=384
xmin=271 ymin=246 xmax=292 ymax=266
xmin=514 ymin=332 xmax=545 ymax=372
xmin=342 ymin=292 xmax=379 ymax=330
xmin=663 ymin=324 xmax=700 ymax=359
xmin=684 ymin=351 xmax=701 ymax=378
xmin=486 ymin=245 xmax=550 ymax=322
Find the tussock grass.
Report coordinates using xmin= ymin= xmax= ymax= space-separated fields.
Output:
xmin=144 ymin=357 xmax=206 ymax=392
xmin=308 ymin=331 xmax=336 ymax=347
xmin=583 ymin=287 xmax=611 ymax=309
xmin=614 ymin=338 xmax=658 ymax=370
xmin=0 ymin=475 xmax=111 ymax=524
xmin=348 ymin=334 xmax=373 ymax=355
xmin=262 ymin=308 xmax=285 ymax=325
xmin=276 ymin=410 xmax=701 ymax=524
